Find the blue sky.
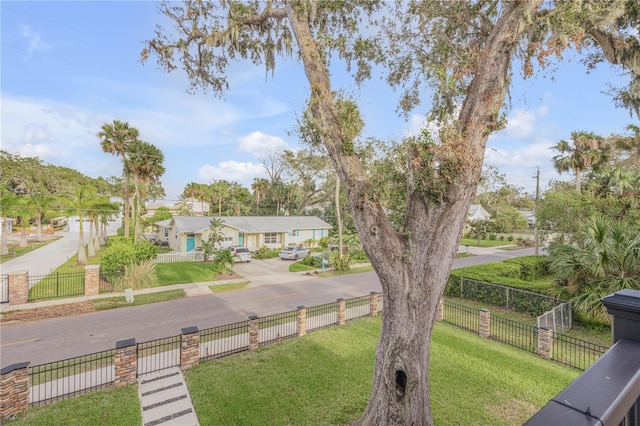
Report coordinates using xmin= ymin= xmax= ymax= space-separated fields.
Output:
xmin=1 ymin=1 xmax=636 ymax=201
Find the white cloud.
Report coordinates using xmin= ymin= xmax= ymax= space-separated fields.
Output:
xmin=403 ymin=114 xmax=427 ymax=137
xmin=21 ymin=26 xmax=51 ymax=53
xmin=238 ymin=131 xmax=289 ymax=158
xmin=197 ymin=160 xmax=266 ymax=186
xmin=497 ymin=105 xmax=549 ymax=140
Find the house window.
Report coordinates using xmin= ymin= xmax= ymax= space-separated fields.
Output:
xmin=224 ymin=236 xmax=233 ymax=243
xmin=164 ymin=229 xmax=168 ymax=237
xmin=264 ymin=232 xmax=280 ymax=244
xmin=291 ymin=229 xmax=300 ymax=237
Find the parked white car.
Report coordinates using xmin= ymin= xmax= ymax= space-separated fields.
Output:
xmin=229 ymin=246 xmax=251 ymax=263
xmin=279 ymin=246 xmax=310 ymax=260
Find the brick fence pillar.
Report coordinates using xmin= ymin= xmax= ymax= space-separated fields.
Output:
xmin=537 ymin=326 xmax=554 ymax=360
xmin=180 ymin=326 xmax=200 ymax=370
xmin=249 ymin=316 xmax=260 ymax=351
xmin=435 ymin=298 xmax=444 ymax=322
xmin=337 ymin=298 xmax=346 ymax=326
xmin=479 ymin=309 xmax=491 ymax=339
xmin=0 ymin=362 xmax=30 ymax=421
xmin=8 ymin=271 xmax=28 ymax=306
xmin=84 ymin=265 xmax=100 ymax=296
xmin=297 ymin=306 xmax=306 ymax=337
xmin=114 ymin=338 xmax=137 ymax=387
xmin=369 ymin=292 xmax=378 ymax=317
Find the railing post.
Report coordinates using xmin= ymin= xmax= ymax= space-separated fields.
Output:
xmin=114 ymin=338 xmax=137 ymax=387
xmin=181 ymin=326 xmax=200 ymax=370
xmin=601 ymin=289 xmax=640 ymax=344
xmin=249 ymin=315 xmax=260 ymax=351
xmin=84 ymin=265 xmax=100 ymax=296
xmin=537 ymin=326 xmax=553 ymax=360
xmin=297 ymin=306 xmax=306 ymax=337
xmin=479 ymin=309 xmax=491 ymax=339
xmin=369 ymin=292 xmax=378 ymax=317
xmin=0 ymin=362 xmax=30 ymax=421
xmin=435 ymin=298 xmax=444 ymax=322
xmin=8 ymin=271 xmax=28 ymax=305
xmin=337 ymin=298 xmax=346 ymax=326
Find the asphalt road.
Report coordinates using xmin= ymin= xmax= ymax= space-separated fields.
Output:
xmin=0 ymin=247 xmax=536 ymax=368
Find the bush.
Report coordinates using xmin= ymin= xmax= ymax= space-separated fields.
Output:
xmin=101 ymin=240 xmax=157 ymax=282
xmin=106 ymin=236 xmax=134 ymax=246
xmin=330 ymin=251 xmax=350 ymax=272
xmin=302 ymin=255 xmax=322 ymax=268
xmin=488 ymin=233 xmax=497 ymax=240
xmin=318 ymin=236 xmax=330 ymax=249
xmin=499 ymin=235 xmax=505 ymax=241
xmin=507 ymin=235 xmax=514 ymax=242
xmin=253 ymin=246 xmax=279 ymax=259
xmin=115 ymin=260 xmax=156 ymax=291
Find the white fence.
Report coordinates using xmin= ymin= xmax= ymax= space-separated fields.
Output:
xmin=155 ymin=252 xmax=203 ymax=264
xmin=537 ymin=302 xmax=572 ymax=334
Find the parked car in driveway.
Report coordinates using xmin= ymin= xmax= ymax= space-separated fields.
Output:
xmin=229 ymin=246 xmax=251 ymax=263
xmin=279 ymin=246 xmax=310 ymax=260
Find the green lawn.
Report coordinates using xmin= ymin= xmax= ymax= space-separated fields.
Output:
xmin=155 ymin=261 xmax=222 ymax=286
xmin=93 ymin=289 xmax=186 ymax=310
xmin=209 ymin=281 xmax=250 ymax=293
xmin=186 ymin=317 xmax=579 ymax=425
xmin=5 ymin=385 xmax=140 ymax=426
xmin=460 ymin=238 xmax=515 ymax=247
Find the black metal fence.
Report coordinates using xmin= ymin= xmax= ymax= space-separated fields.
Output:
xmin=99 ymin=271 xmax=117 ymax=294
xmin=28 ymin=271 xmax=85 ymax=302
xmin=200 ymin=320 xmax=249 ymax=361
xmin=306 ymin=302 xmax=338 ymax=332
xmin=0 ymin=274 xmax=8 ymax=303
xmin=346 ymin=295 xmax=371 ymax=322
xmin=259 ymin=310 xmax=298 ymax=347
xmin=29 ymin=349 xmax=115 ymax=406
xmin=553 ymin=332 xmax=609 ymax=371
xmin=443 ymin=300 xmax=480 ymax=333
xmin=492 ymin=314 xmax=538 ymax=353
xmin=137 ymin=335 xmax=181 ymax=376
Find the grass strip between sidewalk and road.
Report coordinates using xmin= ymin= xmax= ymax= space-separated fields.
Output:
xmin=93 ymin=289 xmax=186 ymax=311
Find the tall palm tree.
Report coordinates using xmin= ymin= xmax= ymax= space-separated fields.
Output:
xmin=127 ymin=140 xmax=165 ymax=242
xmin=97 ymin=120 xmax=139 ymax=238
xmin=251 ymin=178 xmax=269 ymax=215
xmin=65 ymin=186 xmax=97 ymax=266
xmin=28 ymin=192 xmax=57 ymax=242
xmin=551 ymin=131 xmax=610 ymax=193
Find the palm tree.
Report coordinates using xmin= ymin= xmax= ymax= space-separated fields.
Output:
xmin=65 ymin=186 xmax=97 ymax=266
xmin=548 ymin=215 xmax=640 ymax=322
xmin=251 ymin=178 xmax=269 ymax=215
xmin=97 ymin=120 xmax=139 ymax=238
xmin=97 ymin=201 xmax=121 ymax=245
xmin=28 ymin=192 xmax=57 ymax=242
xmin=551 ymin=131 xmax=610 ymax=193
xmin=127 ymin=140 xmax=165 ymax=242
xmin=13 ymin=196 xmax=33 ymax=248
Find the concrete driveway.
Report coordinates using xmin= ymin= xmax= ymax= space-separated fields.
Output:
xmin=232 ymin=257 xmax=318 ymax=287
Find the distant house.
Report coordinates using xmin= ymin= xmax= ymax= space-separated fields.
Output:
xmin=467 ymin=204 xmax=491 ymax=222
xmin=162 ymin=216 xmax=333 ymax=252
xmin=144 ymin=198 xmax=211 ymax=218
xmin=152 ymin=218 xmax=173 ymax=246
xmin=519 ymin=210 xmax=536 ymax=229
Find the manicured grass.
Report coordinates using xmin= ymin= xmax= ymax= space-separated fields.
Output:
xmin=93 ymin=289 xmax=186 ymax=310
xmin=155 ymin=262 xmax=221 ymax=286
xmin=209 ymin=281 xmax=250 ymax=293
xmin=5 ymin=385 xmax=140 ymax=426
xmin=288 ymin=260 xmax=316 ymax=272
xmin=185 ymin=317 xmax=579 ymax=425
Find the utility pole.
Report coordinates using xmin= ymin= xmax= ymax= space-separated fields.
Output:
xmin=533 ymin=167 xmax=540 ymax=256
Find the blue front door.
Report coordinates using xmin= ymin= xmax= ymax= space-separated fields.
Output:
xmin=239 ymin=233 xmax=244 ymax=246
xmin=186 ymin=237 xmax=196 ymax=252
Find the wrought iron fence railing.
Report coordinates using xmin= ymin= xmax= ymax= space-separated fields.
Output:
xmin=200 ymin=320 xmax=250 ymax=361
xmin=137 ymin=336 xmax=181 ymax=376
xmin=28 ymin=271 xmax=85 ymax=302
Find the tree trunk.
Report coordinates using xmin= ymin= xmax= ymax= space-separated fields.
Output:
xmin=87 ymin=211 xmax=96 ymax=257
xmin=19 ymin=222 xmax=27 ymax=248
xmin=335 ymin=175 xmax=343 ymax=257
xmin=123 ymin=166 xmax=131 ymax=238
xmin=36 ymin=214 xmax=43 ymax=242
xmin=575 ymin=166 xmax=582 ymax=193
xmin=1 ymin=217 xmax=9 ymax=255
xmin=77 ymin=215 xmax=87 ymax=265
xmin=93 ymin=216 xmax=101 ymax=252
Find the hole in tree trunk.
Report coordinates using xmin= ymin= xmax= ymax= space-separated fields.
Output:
xmin=395 ymin=369 xmax=407 ymax=396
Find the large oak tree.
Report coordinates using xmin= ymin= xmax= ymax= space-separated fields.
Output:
xmin=143 ymin=1 xmax=639 ymax=424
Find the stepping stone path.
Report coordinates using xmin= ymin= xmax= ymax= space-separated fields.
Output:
xmin=138 ymin=367 xmax=200 ymax=426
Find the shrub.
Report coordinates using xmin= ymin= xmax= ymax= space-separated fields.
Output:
xmin=499 ymin=235 xmax=505 ymax=241
xmin=488 ymin=233 xmax=497 ymax=240
xmin=115 ymin=259 xmax=156 ymax=291
xmin=302 ymin=255 xmax=322 ymax=268
xmin=106 ymin=236 xmax=134 ymax=246
xmin=318 ymin=236 xmax=330 ymax=249
xmin=254 ymin=246 xmax=279 ymax=259
xmin=101 ymin=240 xmax=157 ymax=282
xmin=330 ymin=251 xmax=350 ymax=272
xmin=507 ymin=235 xmax=514 ymax=242
xmin=303 ymin=238 xmax=316 ymax=249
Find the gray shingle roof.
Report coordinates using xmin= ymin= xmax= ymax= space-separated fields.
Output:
xmin=168 ymin=216 xmax=332 ymax=234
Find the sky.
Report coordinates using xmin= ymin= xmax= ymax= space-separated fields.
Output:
xmin=1 ymin=1 xmax=637 ymax=201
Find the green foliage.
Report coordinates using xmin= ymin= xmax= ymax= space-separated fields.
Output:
xmin=101 ymin=240 xmax=157 ymax=282
xmin=253 ymin=246 xmax=280 ymax=259
xmin=330 ymin=251 xmax=350 ymax=272
xmin=106 ymin=236 xmax=134 ymax=246
xmin=318 ymin=236 xmax=330 ymax=248
xmin=114 ymin=259 xmax=157 ymax=291
xmin=212 ymin=248 xmax=234 ymax=273
xmin=488 ymin=233 xmax=496 ymax=241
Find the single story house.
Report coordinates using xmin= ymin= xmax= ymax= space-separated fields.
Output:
xmin=162 ymin=216 xmax=333 ymax=252
xmin=518 ymin=210 xmax=536 ymax=229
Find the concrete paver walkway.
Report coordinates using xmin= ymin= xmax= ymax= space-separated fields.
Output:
xmin=138 ymin=367 xmax=200 ymax=426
